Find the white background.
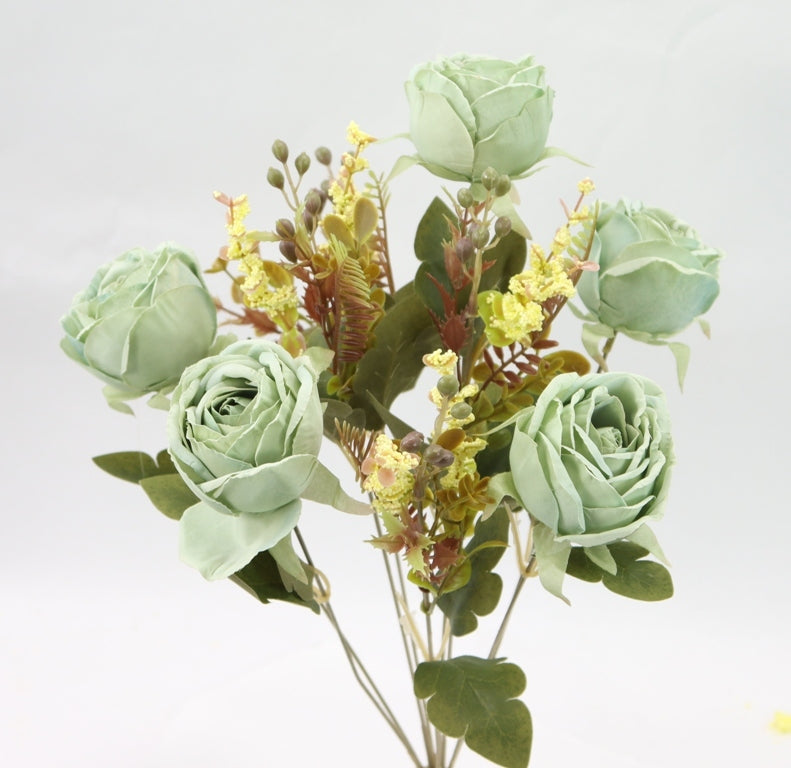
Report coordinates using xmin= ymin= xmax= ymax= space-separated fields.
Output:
xmin=1 ymin=1 xmax=789 ymax=766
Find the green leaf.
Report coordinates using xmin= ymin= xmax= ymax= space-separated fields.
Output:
xmin=366 ymin=392 xmax=418 ymax=440
xmin=478 ymin=230 xmax=527 ymax=293
xmin=92 ymin=450 xmax=176 ymax=483
xmin=437 ymin=507 xmax=509 ymax=636
xmin=414 ymin=197 xmax=454 ymax=266
xmin=351 ymin=283 xmax=440 ymax=427
xmin=139 ymin=474 xmax=199 ymax=521
xmin=566 ymin=547 xmax=603 ymax=583
xmin=602 ymin=560 xmax=674 ymax=601
xmin=230 ymin=550 xmax=320 ymax=613
xmin=92 ymin=451 xmax=158 ymax=483
xmin=414 ymin=656 xmax=532 ymax=768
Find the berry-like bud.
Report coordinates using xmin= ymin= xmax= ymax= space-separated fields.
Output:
xmin=494 ymin=216 xmax=512 ymax=239
xmin=455 ymin=237 xmax=475 ymax=262
xmin=457 ymin=187 xmax=474 ymax=208
xmin=271 ymin=139 xmax=289 ymax=163
xmin=470 ymin=224 xmax=490 ymax=250
xmin=449 ymin=402 xmax=473 ymax=421
xmin=436 ymin=374 xmax=460 ymax=397
xmin=424 ymin=444 xmax=455 ymax=468
xmin=304 ymin=189 xmax=323 ymax=215
xmin=267 ymin=167 xmax=285 ymax=189
xmin=294 ymin=152 xmax=311 ymax=176
xmin=494 ymin=175 xmax=511 ymax=197
xmin=315 ymin=146 xmax=332 ymax=165
xmin=399 ymin=431 xmax=425 ymax=453
xmin=480 ymin=166 xmax=498 ymax=191
xmin=279 ymin=240 xmax=297 ymax=262
xmin=302 ymin=209 xmax=315 ymax=231
xmin=275 ymin=218 xmax=295 ymax=239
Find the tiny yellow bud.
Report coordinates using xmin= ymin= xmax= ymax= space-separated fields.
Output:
xmin=577 ymin=177 xmax=596 ymax=195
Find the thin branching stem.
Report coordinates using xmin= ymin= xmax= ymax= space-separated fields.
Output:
xmin=293 ymin=527 xmax=423 ymax=768
xmin=597 ymin=332 xmax=618 ymax=372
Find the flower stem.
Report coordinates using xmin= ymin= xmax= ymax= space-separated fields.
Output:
xmin=293 ymin=527 xmax=424 ymax=768
xmin=597 ymin=332 xmax=618 ymax=372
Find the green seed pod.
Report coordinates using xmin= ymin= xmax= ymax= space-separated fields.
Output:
xmin=424 ymin=444 xmax=455 ymax=468
xmin=457 ymin=187 xmax=475 ymax=208
xmin=470 ymin=224 xmax=490 ymax=249
xmin=437 ymin=374 xmax=460 ymax=397
xmin=480 ymin=166 xmax=498 ymax=191
xmin=494 ymin=216 xmax=512 ymax=239
xmin=304 ymin=189 xmax=323 ymax=215
xmin=271 ymin=139 xmax=289 ymax=163
xmin=494 ymin=175 xmax=512 ymax=197
xmin=315 ymin=146 xmax=332 ymax=165
xmin=267 ymin=167 xmax=285 ymax=189
xmin=294 ymin=152 xmax=311 ymax=176
xmin=449 ymin=402 xmax=473 ymax=421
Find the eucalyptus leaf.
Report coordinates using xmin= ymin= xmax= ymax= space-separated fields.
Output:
xmin=602 ymin=560 xmax=674 ymax=601
xmin=139 ymin=473 xmax=198 ymax=521
xmin=92 ymin=451 xmax=159 ymax=483
xmin=414 ymin=655 xmax=532 ymax=768
xmin=437 ymin=507 xmax=509 ymax=635
xmin=566 ymin=547 xmax=603 ymax=583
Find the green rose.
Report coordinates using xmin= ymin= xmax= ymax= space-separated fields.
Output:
xmin=577 ymin=201 xmax=722 ymax=338
xmin=506 ymin=372 xmax=673 ymax=547
xmin=168 ymin=339 xmax=368 ymax=580
xmin=61 ymin=243 xmax=217 ymax=407
xmin=405 ymin=54 xmax=554 ymax=181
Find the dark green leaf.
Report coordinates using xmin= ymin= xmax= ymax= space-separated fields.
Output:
xmin=602 ymin=560 xmax=674 ymax=602
xmin=139 ymin=474 xmax=198 ymax=521
xmin=366 ymin=393 xmax=418 ymax=440
xmin=478 ymin=230 xmax=528 ymax=293
xmin=437 ymin=507 xmax=509 ymax=636
xmin=414 ymin=197 xmax=454 ymax=266
xmin=414 ymin=655 xmax=532 ymax=768
xmin=321 ymin=399 xmax=367 ymax=440
xmin=230 ymin=551 xmax=320 ymax=612
xmin=351 ymin=283 xmax=440 ymax=427
xmin=566 ymin=547 xmax=604 ymax=583
xmin=608 ymin=541 xmax=650 ymax=565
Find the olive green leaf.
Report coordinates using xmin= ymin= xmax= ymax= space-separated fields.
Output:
xmin=437 ymin=507 xmax=509 ymax=636
xmin=92 ymin=450 xmax=173 ymax=484
xmin=139 ymin=473 xmax=198 ymax=521
xmin=230 ymin=550 xmax=319 ymax=613
xmin=414 ymin=655 xmax=532 ymax=768
xmin=351 ymin=283 xmax=440 ymax=426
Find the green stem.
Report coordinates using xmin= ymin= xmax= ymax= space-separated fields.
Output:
xmin=597 ymin=332 xmax=618 ymax=372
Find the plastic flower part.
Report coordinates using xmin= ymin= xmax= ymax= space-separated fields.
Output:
xmin=238 ymin=257 xmax=299 ymax=328
xmin=60 ymin=243 xmax=217 ymax=411
xmin=478 ymin=290 xmax=544 ymax=346
xmin=168 ymin=339 xmax=369 ymax=580
xmin=346 ymin=121 xmax=375 ymax=147
xmin=577 ymin=177 xmax=595 ymax=195
xmin=439 ymin=436 xmax=487 ymax=490
xmin=509 ymin=244 xmax=575 ymax=303
xmin=423 ymin=349 xmax=458 ymax=376
xmin=405 ymin=54 xmax=554 ymax=181
xmin=577 ymin=200 xmax=722 ymax=338
xmin=215 ymin=192 xmax=252 ymax=261
xmin=489 ymin=372 xmax=673 ymax=597
xmin=362 ymin=434 xmax=420 ymax=514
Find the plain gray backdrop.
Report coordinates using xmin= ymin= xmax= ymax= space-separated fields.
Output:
xmin=1 ymin=1 xmax=788 ymax=766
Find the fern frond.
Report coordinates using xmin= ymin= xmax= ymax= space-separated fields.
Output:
xmin=334 ymin=419 xmax=380 ymax=481
xmin=330 ymin=238 xmax=380 ymax=364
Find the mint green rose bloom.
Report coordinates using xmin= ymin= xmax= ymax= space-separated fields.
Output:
xmin=61 ymin=243 xmax=217 ymax=405
xmin=168 ymin=339 xmax=368 ymax=580
xmin=507 ymin=372 xmax=673 ymax=547
xmin=405 ymin=54 xmax=554 ymax=181
xmin=577 ymin=201 xmax=722 ymax=338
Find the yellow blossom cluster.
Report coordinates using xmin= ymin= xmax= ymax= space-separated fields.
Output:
xmin=328 ymin=123 xmax=374 ymax=225
xmin=346 ymin=121 xmax=376 ymax=147
xmin=216 ymin=193 xmax=253 ymax=262
xmin=510 ymin=244 xmax=576 ymax=303
xmin=423 ymin=349 xmax=458 ymax=376
xmin=577 ymin=177 xmax=596 ymax=195
xmin=238 ymin=257 xmax=299 ymax=326
xmin=440 ymin=437 xmax=487 ymax=491
xmin=480 ymin=290 xmax=544 ymax=347
xmin=362 ymin=434 xmax=420 ymax=514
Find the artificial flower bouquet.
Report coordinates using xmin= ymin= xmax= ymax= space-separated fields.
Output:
xmin=61 ymin=54 xmax=721 ymax=768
